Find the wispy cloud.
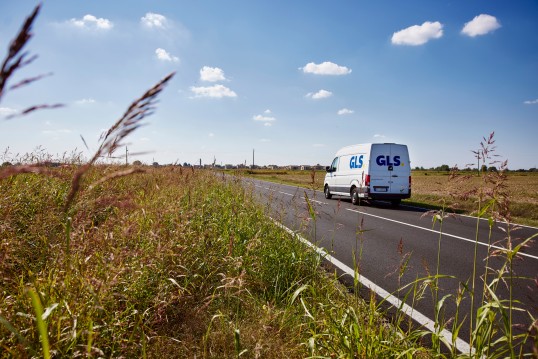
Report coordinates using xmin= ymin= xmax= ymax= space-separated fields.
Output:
xmin=155 ymin=48 xmax=179 ymax=63
xmin=141 ymin=13 xmax=168 ymax=29
xmin=68 ymin=15 xmax=113 ymax=30
xmin=200 ymin=66 xmax=226 ymax=82
xmin=461 ymin=14 xmax=501 ymax=37
xmin=373 ymin=134 xmax=386 ymax=139
xmin=42 ymin=129 xmax=72 ymax=136
xmin=337 ymin=108 xmax=354 ymax=115
xmin=190 ymin=85 xmax=237 ymax=98
xmin=524 ymin=98 xmax=538 ymax=105
xmin=253 ymin=114 xmax=276 ymax=122
xmin=0 ymin=107 xmax=17 ymax=117
xmin=74 ymin=98 xmax=96 ymax=105
xmin=301 ymin=61 xmax=351 ymax=75
xmin=208 ymin=133 xmax=215 ymax=137
xmin=306 ymin=89 xmax=333 ymax=100
xmin=392 ymin=21 xmax=443 ymax=46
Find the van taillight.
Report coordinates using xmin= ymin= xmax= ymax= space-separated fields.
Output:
xmin=365 ymin=174 xmax=370 ymax=186
xmin=409 ymin=176 xmax=412 ymax=187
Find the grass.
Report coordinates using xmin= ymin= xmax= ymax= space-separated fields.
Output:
xmin=0 ymin=166 xmax=432 ymax=357
xmin=233 ymin=169 xmax=538 ymax=227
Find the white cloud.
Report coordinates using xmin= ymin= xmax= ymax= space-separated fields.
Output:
xmin=373 ymin=134 xmax=386 ymax=139
xmin=200 ymin=66 xmax=226 ymax=82
xmin=461 ymin=14 xmax=501 ymax=37
xmin=42 ymin=129 xmax=72 ymax=135
xmin=301 ymin=61 xmax=351 ymax=75
xmin=155 ymin=48 xmax=179 ymax=63
xmin=141 ymin=13 xmax=168 ymax=29
xmin=337 ymin=108 xmax=354 ymax=115
xmin=306 ymin=89 xmax=333 ymax=100
xmin=74 ymin=98 xmax=96 ymax=105
xmin=0 ymin=107 xmax=17 ymax=117
xmin=190 ymin=85 xmax=237 ymax=98
xmin=253 ymin=114 xmax=276 ymax=122
xmin=264 ymin=109 xmax=272 ymax=114
xmin=69 ymin=15 xmax=113 ymax=30
xmin=524 ymin=99 xmax=538 ymax=105
xmin=208 ymin=133 xmax=215 ymax=137
xmin=392 ymin=21 xmax=443 ymax=46
xmin=264 ymin=123 xmax=272 ymax=127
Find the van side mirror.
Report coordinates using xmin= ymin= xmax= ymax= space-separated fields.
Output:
xmin=326 ymin=166 xmax=334 ymax=173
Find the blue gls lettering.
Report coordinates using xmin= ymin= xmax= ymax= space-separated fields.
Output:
xmin=349 ymin=155 xmax=364 ymax=169
xmin=376 ymin=155 xmax=401 ymax=166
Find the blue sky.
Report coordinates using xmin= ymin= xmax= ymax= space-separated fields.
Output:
xmin=0 ymin=1 xmax=537 ymax=169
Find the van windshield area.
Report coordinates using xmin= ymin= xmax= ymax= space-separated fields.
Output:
xmin=330 ymin=157 xmax=339 ymax=171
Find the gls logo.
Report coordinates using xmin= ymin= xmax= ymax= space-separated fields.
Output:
xmin=349 ymin=155 xmax=364 ymax=169
xmin=376 ymin=155 xmax=402 ymax=166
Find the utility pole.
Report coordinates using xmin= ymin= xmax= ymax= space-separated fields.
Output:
xmin=477 ymin=149 xmax=480 ymax=177
xmin=252 ymin=149 xmax=255 ymax=169
xmin=125 ymin=147 xmax=128 ymax=165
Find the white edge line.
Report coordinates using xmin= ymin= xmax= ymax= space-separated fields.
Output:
xmin=271 ymin=218 xmax=473 ymax=355
xmin=346 ymin=209 xmax=538 ymax=261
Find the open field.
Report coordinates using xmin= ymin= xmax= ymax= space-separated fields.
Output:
xmin=233 ymin=169 xmax=538 ymax=227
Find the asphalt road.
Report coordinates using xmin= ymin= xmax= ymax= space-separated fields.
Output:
xmin=245 ymin=178 xmax=538 ymax=352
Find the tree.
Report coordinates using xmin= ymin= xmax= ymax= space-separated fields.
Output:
xmin=488 ymin=166 xmax=497 ymax=172
xmin=1 ymin=161 xmax=12 ymax=167
xmin=133 ymin=160 xmax=142 ymax=166
xmin=481 ymin=164 xmax=488 ymax=173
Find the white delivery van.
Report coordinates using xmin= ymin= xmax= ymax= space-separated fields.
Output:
xmin=324 ymin=143 xmax=411 ymax=206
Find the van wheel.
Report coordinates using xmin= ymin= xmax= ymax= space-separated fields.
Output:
xmin=391 ymin=199 xmax=401 ymax=207
xmin=351 ymin=187 xmax=360 ymax=205
xmin=324 ymin=185 xmax=332 ymax=199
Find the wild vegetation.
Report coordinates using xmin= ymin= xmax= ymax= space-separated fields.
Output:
xmin=1 ymin=4 xmax=537 ymax=358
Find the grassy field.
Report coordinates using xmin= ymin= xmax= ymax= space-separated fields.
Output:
xmin=234 ymin=169 xmax=538 ymax=227
xmin=1 ymin=166 xmax=536 ymax=357
xmin=1 ymin=166 xmax=435 ymax=358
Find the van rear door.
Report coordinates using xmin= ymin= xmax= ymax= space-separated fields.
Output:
xmin=388 ymin=144 xmax=410 ymax=195
xmin=369 ymin=144 xmax=410 ymax=196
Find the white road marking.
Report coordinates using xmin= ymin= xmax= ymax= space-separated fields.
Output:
xmin=271 ymin=218 xmax=473 ymax=355
xmin=309 ymin=199 xmax=327 ymax=205
xmin=346 ymin=209 xmax=538 ymax=261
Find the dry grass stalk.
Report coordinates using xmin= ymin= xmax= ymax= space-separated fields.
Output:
xmin=0 ymin=4 xmax=40 ymax=100
xmin=64 ymin=72 xmax=175 ymax=211
xmin=0 ymin=164 xmax=53 ymax=179
xmin=0 ymin=4 xmax=62 ymax=118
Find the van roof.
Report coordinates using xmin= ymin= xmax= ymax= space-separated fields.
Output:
xmin=334 ymin=143 xmax=407 ymax=156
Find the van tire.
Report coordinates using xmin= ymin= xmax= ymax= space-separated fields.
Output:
xmin=351 ymin=187 xmax=360 ymax=205
xmin=391 ymin=199 xmax=401 ymax=207
xmin=324 ymin=185 xmax=332 ymax=199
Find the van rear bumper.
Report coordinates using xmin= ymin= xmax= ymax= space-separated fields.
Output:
xmin=369 ymin=190 xmax=411 ymax=200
